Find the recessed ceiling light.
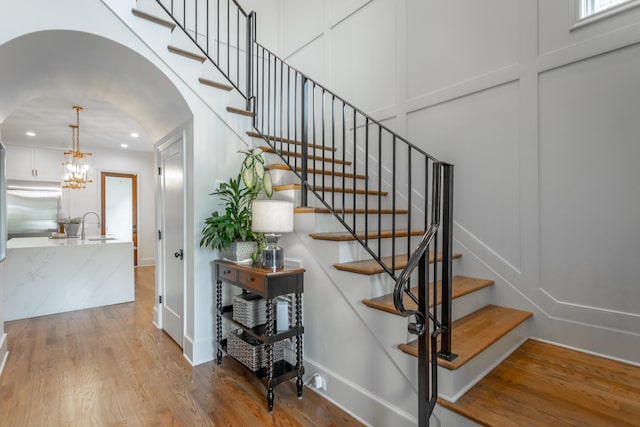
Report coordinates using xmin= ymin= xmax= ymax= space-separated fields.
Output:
xmin=121 ymin=144 xmax=129 ymax=148
xmin=130 ymin=133 xmax=139 ymax=138
xmin=25 ymin=131 xmax=36 ymax=137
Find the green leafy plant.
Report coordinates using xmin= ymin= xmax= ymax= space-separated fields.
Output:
xmin=239 ymin=147 xmax=273 ymax=198
xmin=62 ymin=217 xmax=82 ymax=224
xmin=199 ymin=148 xmax=272 ymax=255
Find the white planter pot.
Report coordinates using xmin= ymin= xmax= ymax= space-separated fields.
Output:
xmin=222 ymin=241 xmax=257 ymax=264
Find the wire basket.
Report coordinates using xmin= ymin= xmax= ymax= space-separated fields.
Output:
xmin=227 ymin=329 xmax=285 ymax=372
xmin=232 ymin=292 xmax=267 ymax=328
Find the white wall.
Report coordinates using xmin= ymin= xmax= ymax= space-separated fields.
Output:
xmin=242 ymin=0 xmax=640 ymax=423
xmin=272 ymin=0 xmax=640 ymax=361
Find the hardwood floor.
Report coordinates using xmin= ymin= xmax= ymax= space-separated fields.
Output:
xmin=439 ymin=339 xmax=640 ymax=426
xmin=0 ymin=266 xmax=362 ymax=427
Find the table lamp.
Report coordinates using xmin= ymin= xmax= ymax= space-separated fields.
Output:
xmin=251 ymin=200 xmax=294 ymax=270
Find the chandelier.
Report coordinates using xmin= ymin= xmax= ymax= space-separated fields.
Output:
xmin=62 ymin=105 xmax=92 ymax=189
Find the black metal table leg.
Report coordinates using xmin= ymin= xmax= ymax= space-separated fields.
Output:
xmin=216 ymin=279 xmax=222 ymax=365
xmin=296 ymin=292 xmax=303 ymax=398
xmin=266 ymin=297 xmax=274 ymax=412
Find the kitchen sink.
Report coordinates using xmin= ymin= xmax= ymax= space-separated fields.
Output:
xmin=87 ymin=237 xmax=117 ymax=241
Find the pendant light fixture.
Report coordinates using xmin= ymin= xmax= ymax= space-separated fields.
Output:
xmin=62 ymin=105 xmax=92 ymax=189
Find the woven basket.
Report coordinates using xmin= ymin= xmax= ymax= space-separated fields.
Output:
xmin=232 ymin=293 xmax=267 ymax=328
xmin=227 ymin=329 xmax=285 ymax=371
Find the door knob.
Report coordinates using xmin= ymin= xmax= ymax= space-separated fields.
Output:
xmin=174 ymin=249 xmax=184 ymax=260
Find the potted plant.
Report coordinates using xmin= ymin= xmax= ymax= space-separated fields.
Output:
xmin=200 ymin=148 xmax=273 ymax=262
xmin=62 ymin=217 xmax=82 ymax=238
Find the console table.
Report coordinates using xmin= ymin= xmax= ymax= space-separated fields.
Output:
xmin=214 ymin=260 xmax=305 ymax=412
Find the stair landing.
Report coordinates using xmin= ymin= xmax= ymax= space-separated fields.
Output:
xmin=398 ymin=304 xmax=532 ymax=371
xmin=439 ymin=339 xmax=640 ymax=426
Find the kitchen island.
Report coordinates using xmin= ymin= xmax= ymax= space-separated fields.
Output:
xmin=4 ymin=236 xmax=134 ymax=321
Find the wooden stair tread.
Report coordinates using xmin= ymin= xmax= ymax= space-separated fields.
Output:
xmin=310 ymin=229 xmax=425 ymax=242
xmin=167 ymin=45 xmax=206 ymax=62
xmin=226 ymin=106 xmax=254 ymax=117
xmin=335 ymin=252 xmax=462 ymax=275
xmin=273 ymin=183 xmax=387 ymax=196
xmin=199 ymin=77 xmax=233 ymax=91
xmin=266 ymin=164 xmax=367 ymax=180
xmin=132 ymin=8 xmax=176 ymax=29
xmin=362 ymin=276 xmax=493 ymax=314
xmin=397 ymin=305 xmax=532 ymax=370
xmin=438 ymin=339 xmax=640 ymax=426
xmin=312 ymin=208 xmax=408 ymax=214
xmin=260 ymin=146 xmax=351 ymax=166
xmin=247 ymin=131 xmax=336 ymax=152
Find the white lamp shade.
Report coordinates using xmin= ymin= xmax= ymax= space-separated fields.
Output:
xmin=251 ymin=200 xmax=294 ymax=233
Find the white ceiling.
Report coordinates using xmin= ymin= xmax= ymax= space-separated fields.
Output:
xmin=0 ymin=30 xmax=191 ymax=153
xmin=2 ymin=95 xmax=152 ymax=152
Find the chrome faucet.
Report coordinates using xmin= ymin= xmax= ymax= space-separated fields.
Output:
xmin=81 ymin=211 xmax=101 ymax=240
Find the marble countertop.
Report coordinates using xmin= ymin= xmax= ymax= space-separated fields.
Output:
xmin=7 ymin=236 xmax=131 ymax=249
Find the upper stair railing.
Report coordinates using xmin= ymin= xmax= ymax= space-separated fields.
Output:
xmin=151 ymin=1 xmax=455 ymax=424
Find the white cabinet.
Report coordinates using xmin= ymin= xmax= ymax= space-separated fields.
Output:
xmin=5 ymin=145 xmax=62 ymax=181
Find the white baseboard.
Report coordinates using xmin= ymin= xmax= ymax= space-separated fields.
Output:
xmin=0 ymin=333 xmax=8 ymax=378
xmin=303 ymin=357 xmax=417 ymax=427
xmin=183 ymin=334 xmax=216 ymax=366
xmin=137 ymin=258 xmax=155 ymax=266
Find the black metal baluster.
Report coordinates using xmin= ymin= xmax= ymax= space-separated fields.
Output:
xmin=226 ymin=0 xmax=230 ymax=77
xmin=378 ymin=127 xmax=382 ymax=257
xmin=331 ymin=95 xmax=336 ymax=210
xmin=352 ymin=111 xmax=357 ymax=231
xmin=301 ymin=76 xmax=309 ymax=207
xmin=321 ymin=90 xmax=326 ymax=200
xmin=311 ymin=84 xmax=316 ymax=194
xmin=279 ymin=61 xmax=283 ymax=144
xmin=236 ymin=7 xmax=240 ymax=87
xmin=341 ymin=104 xmax=346 ymax=223
xmin=392 ymin=136 xmax=396 ymax=272
xmin=364 ymin=118 xmax=369 ymax=245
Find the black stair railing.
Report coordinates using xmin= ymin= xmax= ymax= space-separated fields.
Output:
xmin=153 ymin=0 xmax=253 ymax=106
xmin=151 ymin=1 xmax=455 ymax=424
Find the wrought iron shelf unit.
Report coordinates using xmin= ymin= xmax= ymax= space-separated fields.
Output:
xmin=214 ymin=260 xmax=305 ymax=412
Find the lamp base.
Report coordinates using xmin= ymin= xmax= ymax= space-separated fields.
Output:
xmin=261 ymin=233 xmax=284 ymax=270
xmin=261 ymin=245 xmax=284 ymax=271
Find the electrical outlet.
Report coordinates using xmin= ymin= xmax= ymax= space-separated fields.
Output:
xmin=312 ymin=374 xmax=326 ymax=391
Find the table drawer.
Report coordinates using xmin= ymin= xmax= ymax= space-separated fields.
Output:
xmin=218 ymin=266 xmax=239 ymax=283
xmin=239 ymin=270 xmax=266 ymax=294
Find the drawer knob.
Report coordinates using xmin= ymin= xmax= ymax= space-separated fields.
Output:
xmin=223 ymin=270 xmax=231 ymax=275
xmin=247 ymin=277 xmax=255 ymax=282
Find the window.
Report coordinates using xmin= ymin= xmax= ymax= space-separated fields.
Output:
xmin=580 ymin=0 xmax=634 ymax=19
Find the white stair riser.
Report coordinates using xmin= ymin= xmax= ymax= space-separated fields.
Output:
xmin=274 ymin=187 xmax=397 ymax=212
xmin=268 ymin=166 xmax=363 ymax=189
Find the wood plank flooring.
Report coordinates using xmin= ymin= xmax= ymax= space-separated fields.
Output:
xmin=439 ymin=339 xmax=640 ymax=426
xmin=0 ymin=266 xmax=362 ymax=427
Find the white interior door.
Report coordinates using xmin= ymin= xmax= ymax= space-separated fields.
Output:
xmin=102 ymin=173 xmax=137 ymax=265
xmin=159 ymin=138 xmax=184 ymax=347
xmin=105 ymin=176 xmax=132 ymax=239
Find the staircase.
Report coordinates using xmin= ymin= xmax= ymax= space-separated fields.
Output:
xmin=130 ymin=1 xmax=534 ymax=425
